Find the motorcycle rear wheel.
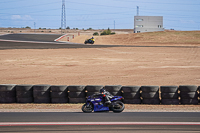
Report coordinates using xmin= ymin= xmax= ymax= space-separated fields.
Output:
xmin=82 ymin=103 xmax=93 ymax=113
xmin=111 ymin=101 xmax=125 ymax=113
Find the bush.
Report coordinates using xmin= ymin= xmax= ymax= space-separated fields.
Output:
xmin=93 ymin=32 xmax=99 ymax=36
xmin=100 ymin=28 xmax=115 ymax=35
xmin=25 ymin=26 xmax=31 ymax=29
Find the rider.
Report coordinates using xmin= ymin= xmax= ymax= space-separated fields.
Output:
xmin=100 ymin=88 xmax=113 ymax=104
xmin=89 ymin=37 xmax=94 ymax=43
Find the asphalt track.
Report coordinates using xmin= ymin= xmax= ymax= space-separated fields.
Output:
xmin=0 ymin=112 xmax=200 ymax=132
xmin=0 ymin=33 xmax=199 ymax=50
xmin=0 ymin=33 xmax=62 ymax=42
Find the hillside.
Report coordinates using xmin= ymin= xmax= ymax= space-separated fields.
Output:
xmin=71 ymin=31 xmax=200 ymax=46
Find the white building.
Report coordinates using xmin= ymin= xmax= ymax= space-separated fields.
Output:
xmin=134 ymin=16 xmax=164 ymax=33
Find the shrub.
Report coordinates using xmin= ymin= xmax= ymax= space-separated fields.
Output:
xmin=100 ymin=28 xmax=115 ymax=35
xmin=93 ymin=32 xmax=99 ymax=36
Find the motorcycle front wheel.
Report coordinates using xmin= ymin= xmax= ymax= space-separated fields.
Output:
xmin=82 ymin=103 xmax=94 ymax=113
xmin=111 ymin=101 xmax=125 ymax=113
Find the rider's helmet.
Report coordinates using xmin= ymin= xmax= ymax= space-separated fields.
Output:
xmin=92 ymin=37 xmax=94 ymax=39
xmin=100 ymin=88 xmax=106 ymax=94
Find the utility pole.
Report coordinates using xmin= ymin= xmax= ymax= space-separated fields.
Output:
xmin=61 ymin=0 xmax=66 ymax=34
xmin=114 ymin=20 xmax=115 ymax=32
xmin=137 ymin=6 xmax=139 ymax=16
xmin=34 ymin=22 xmax=36 ymax=33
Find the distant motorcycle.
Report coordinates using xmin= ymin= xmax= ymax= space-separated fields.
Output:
xmin=82 ymin=94 xmax=124 ymax=113
xmin=84 ymin=38 xmax=95 ymax=44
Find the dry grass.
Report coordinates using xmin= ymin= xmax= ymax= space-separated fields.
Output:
xmin=90 ymin=31 xmax=200 ymax=46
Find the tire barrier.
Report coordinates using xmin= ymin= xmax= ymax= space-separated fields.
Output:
xmin=160 ymin=86 xmax=179 ymax=105
xmin=50 ymin=85 xmax=68 ymax=103
xmin=104 ymin=85 xmax=122 ymax=96
xmin=0 ymin=84 xmax=199 ymax=104
xmin=179 ymin=85 xmax=198 ymax=105
xmin=16 ymin=85 xmax=33 ymax=103
xmin=68 ymin=85 xmax=86 ymax=103
xmin=122 ymin=86 xmax=141 ymax=104
xmin=198 ymin=86 xmax=200 ymax=103
xmin=141 ymin=86 xmax=160 ymax=104
xmin=85 ymin=85 xmax=104 ymax=97
xmin=0 ymin=84 xmax=16 ymax=103
xmin=33 ymin=85 xmax=51 ymax=103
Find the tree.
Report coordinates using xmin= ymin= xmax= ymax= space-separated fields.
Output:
xmin=87 ymin=28 xmax=93 ymax=30
xmin=25 ymin=26 xmax=31 ymax=29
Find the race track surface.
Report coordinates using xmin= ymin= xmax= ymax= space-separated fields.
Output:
xmin=0 ymin=34 xmax=199 ymax=50
xmin=0 ymin=112 xmax=200 ymax=133
xmin=0 ymin=33 xmax=62 ymax=42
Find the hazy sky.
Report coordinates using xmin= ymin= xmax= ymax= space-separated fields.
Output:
xmin=0 ymin=0 xmax=200 ymax=30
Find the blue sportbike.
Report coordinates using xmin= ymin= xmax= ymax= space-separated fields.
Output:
xmin=82 ymin=94 xmax=125 ymax=113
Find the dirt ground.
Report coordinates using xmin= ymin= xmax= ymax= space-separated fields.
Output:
xmin=0 ymin=104 xmax=200 ymax=112
xmin=0 ymin=30 xmax=200 ymax=85
xmin=0 ymin=45 xmax=199 ymax=86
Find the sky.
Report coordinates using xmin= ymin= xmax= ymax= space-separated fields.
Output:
xmin=0 ymin=0 xmax=200 ymax=31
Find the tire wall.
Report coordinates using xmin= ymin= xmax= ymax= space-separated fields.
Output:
xmin=179 ymin=85 xmax=199 ymax=105
xmin=0 ymin=84 xmax=16 ymax=103
xmin=160 ymin=86 xmax=179 ymax=105
xmin=50 ymin=85 xmax=68 ymax=103
xmin=122 ymin=86 xmax=141 ymax=104
xmin=0 ymin=84 xmax=199 ymax=104
xmin=68 ymin=85 xmax=86 ymax=103
xmin=16 ymin=85 xmax=33 ymax=103
xmin=33 ymin=85 xmax=51 ymax=103
xmin=141 ymin=86 xmax=160 ymax=104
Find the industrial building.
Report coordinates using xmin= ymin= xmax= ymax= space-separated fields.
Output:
xmin=134 ymin=16 xmax=164 ymax=33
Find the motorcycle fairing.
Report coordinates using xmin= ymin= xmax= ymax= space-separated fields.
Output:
xmin=94 ymin=103 xmax=109 ymax=112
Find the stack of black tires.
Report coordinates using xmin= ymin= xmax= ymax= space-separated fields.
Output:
xmin=68 ymin=85 xmax=86 ymax=103
xmin=122 ymin=86 xmax=141 ymax=104
xmin=104 ymin=85 xmax=122 ymax=96
xmin=85 ymin=85 xmax=104 ymax=97
xmin=199 ymin=86 xmax=200 ymax=104
xmin=141 ymin=86 xmax=160 ymax=104
xmin=179 ymin=85 xmax=198 ymax=105
xmin=160 ymin=86 xmax=179 ymax=105
xmin=0 ymin=84 xmax=16 ymax=103
xmin=33 ymin=85 xmax=51 ymax=103
xmin=16 ymin=85 xmax=33 ymax=103
xmin=50 ymin=85 xmax=68 ymax=103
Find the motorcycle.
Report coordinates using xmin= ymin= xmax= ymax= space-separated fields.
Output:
xmin=82 ymin=94 xmax=125 ymax=113
xmin=84 ymin=38 xmax=95 ymax=44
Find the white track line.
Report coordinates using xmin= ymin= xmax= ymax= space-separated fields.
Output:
xmin=0 ymin=122 xmax=200 ymax=126
xmin=54 ymin=34 xmax=68 ymax=42
xmin=0 ymin=38 xmax=84 ymax=45
xmin=0 ymin=39 xmax=62 ymax=44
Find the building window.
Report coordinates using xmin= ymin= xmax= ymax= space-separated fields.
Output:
xmin=136 ymin=19 xmax=143 ymax=21
xmin=136 ymin=25 xmax=143 ymax=28
xmin=158 ymin=25 xmax=162 ymax=28
xmin=137 ymin=31 xmax=140 ymax=33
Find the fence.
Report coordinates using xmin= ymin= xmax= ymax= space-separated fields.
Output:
xmin=0 ymin=84 xmax=199 ymax=105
